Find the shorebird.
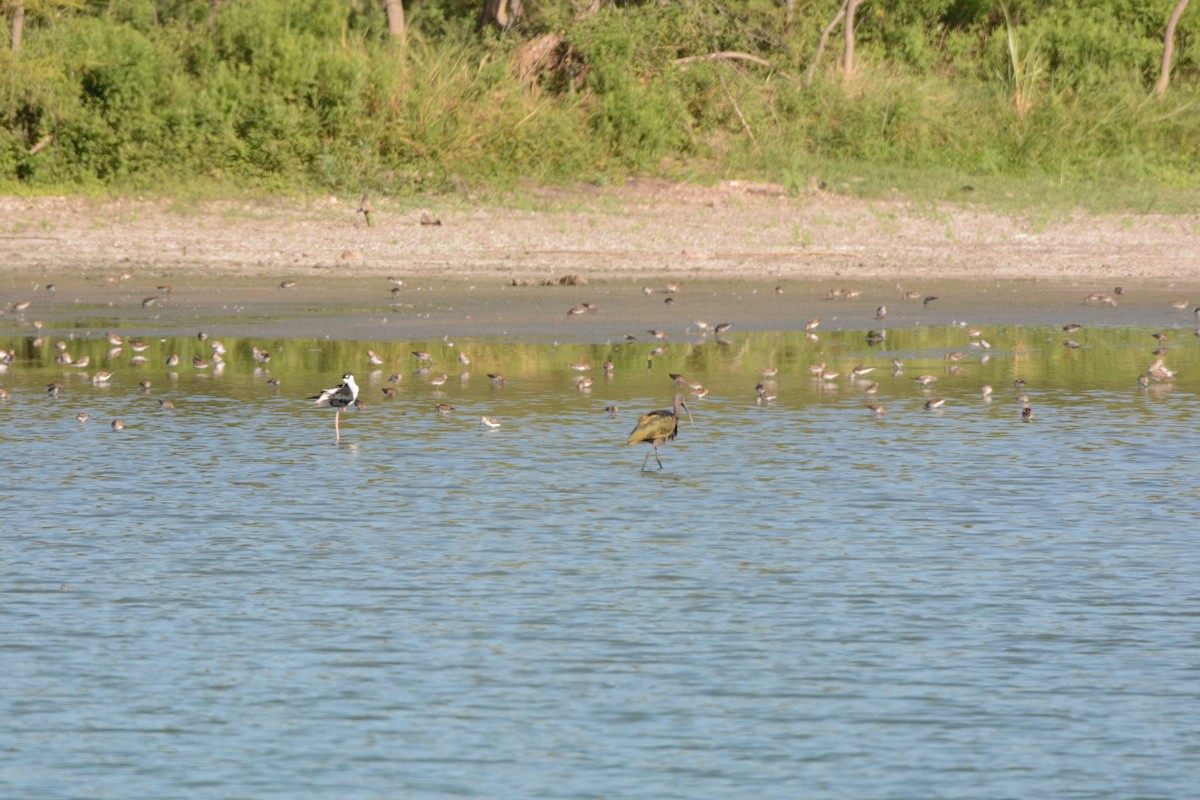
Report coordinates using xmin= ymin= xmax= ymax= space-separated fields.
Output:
xmin=159 ymin=399 xmax=175 ymax=410
xmin=75 ymin=412 xmax=88 ymax=424
xmin=1063 ymin=323 xmax=1082 ymax=332
xmin=91 ymin=372 xmax=112 ymax=385
xmin=47 ymin=382 xmax=63 ymax=397
xmin=981 ymin=384 xmax=994 ymax=398
xmin=1022 ymin=405 xmax=1034 ymax=421
xmin=863 ymin=382 xmax=879 ymax=394
xmin=310 ymin=373 xmax=359 ymax=442
xmin=430 ymin=374 xmax=448 ymax=387
xmin=924 ymin=397 xmax=946 ymax=410
xmin=760 ymin=367 xmax=779 ymax=378
xmin=648 ymin=329 xmax=668 ymax=340
xmin=606 ymin=405 xmax=619 ymax=414
xmin=577 ymin=377 xmax=594 ymax=391
xmin=713 ymin=322 xmax=733 ymax=334
xmin=627 ymin=393 xmax=692 ymax=471
xmin=487 ymin=373 xmax=506 ymax=387
xmin=603 ymin=360 xmax=614 ymax=375
xmin=412 ymin=351 xmax=433 ymax=363
xmin=193 ymin=356 xmax=210 ymax=369
xmin=0 ymin=388 xmax=10 ymax=399
xmin=71 ymin=356 xmax=91 ymax=368
xmin=458 ymin=352 xmax=471 ymax=367
xmin=382 ymin=387 xmax=398 ymax=399
xmin=866 ymin=404 xmax=887 ymax=415
xmin=914 ymin=375 xmax=938 ymax=386
xmin=569 ymin=361 xmax=591 ymax=371
xmin=851 ymin=365 xmax=875 ymax=379
xmin=367 ymin=350 xmax=385 ymax=366
xmin=567 ymin=305 xmax=588 ymax=317
xmin=479 ymin=416 xmax=502 ymax=429
xmin=804 ymin=319 xmax=820 ymax=331
xmin=111 ymin=419 xmax=124 ymax=431
xmin=166 ymin=354 xmax=180 ymax=367
xmin=1147 ymin=359 xmax=1176 ymax=382
xmin=435 ymin=403 xmax=455 ymax=414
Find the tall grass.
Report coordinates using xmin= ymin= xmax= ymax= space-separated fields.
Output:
xmin=0 ymin=0 xmax=1196 ymax=212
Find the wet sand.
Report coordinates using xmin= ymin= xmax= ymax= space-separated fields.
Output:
xmin=2 ymin=182 xmax=1198 ymax=339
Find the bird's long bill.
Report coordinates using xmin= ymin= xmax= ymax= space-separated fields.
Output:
xmin=682 ymin=402 xmax=693 ymax=424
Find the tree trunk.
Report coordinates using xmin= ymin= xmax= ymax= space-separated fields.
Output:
xmin=843 ymin=0 xmax=862 ymax=78
xmin=479 ymin=0 xmax=524 ymax=31
xmin=11 ymin=1 xmax=25 ymax=52
xmin=383 ymin=0 xmax=406 ymax=43
xmin=1154 ymin=0 xmax=1192 ymax=97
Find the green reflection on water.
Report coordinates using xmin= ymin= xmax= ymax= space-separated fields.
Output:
xmin=3 ymin=325 xmax=1192 ymax=409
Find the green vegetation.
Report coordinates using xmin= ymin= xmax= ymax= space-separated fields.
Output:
xmin=1 ymin=0 xmax=1197 ymax=212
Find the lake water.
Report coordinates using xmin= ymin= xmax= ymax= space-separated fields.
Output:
xmin=2 ymin=322 xmax=1199 ymax=799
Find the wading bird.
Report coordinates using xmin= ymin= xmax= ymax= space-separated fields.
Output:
xmin=627 ymin=393 xmax=693 ymax=472
xmin=310 ymin=372 xmax=359 ymax=443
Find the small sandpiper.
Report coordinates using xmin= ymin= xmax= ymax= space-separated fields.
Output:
xmin=914 ymin=375 xmax=938 ymax=386
xmin=111 ymin=419 xmax=124 ymax=431
xmin=430 ymin=374 xmax=449 ymax=387
xmin=866 ymin=404 xmax=887 ymax=415
xmin=75 ymin=412 xmax=88 ymax=424
xmin=435 ymin=403 xmax=455 ymax=414
xmin=577 ymin=377 xmax=594 ymax=391
xmin=479 ymin=416 xmax=502 ymax=429
xmin=924 ymin=397 xmax=946 ymax=410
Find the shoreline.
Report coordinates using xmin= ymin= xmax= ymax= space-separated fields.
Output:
xmin=2 ymin=183 xmax=1199 ymax=340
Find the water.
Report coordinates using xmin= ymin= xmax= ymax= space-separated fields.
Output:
xmin=2 ymin=325 xmax=1199 ymax=799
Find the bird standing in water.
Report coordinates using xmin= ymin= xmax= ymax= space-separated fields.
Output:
xmin=311 ymin=373 xmax=359 ymax=443
xmin=627 ymin=393 xmax=693 ymax=471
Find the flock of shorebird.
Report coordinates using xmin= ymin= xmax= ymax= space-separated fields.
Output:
xmin=3 ymin=283 xmax=1194 ymax=470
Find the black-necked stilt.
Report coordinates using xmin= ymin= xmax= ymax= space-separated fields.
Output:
xmin=311 ymin=373 xmax=359 ymax=442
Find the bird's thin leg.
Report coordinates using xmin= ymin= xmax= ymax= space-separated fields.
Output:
xmin=640 ymin=448 xmax=653 ymax=472
xmin=334 ymin=410 xmax=341 ymax=442
xmin=654 ymin=445 xmax=664 ymax=470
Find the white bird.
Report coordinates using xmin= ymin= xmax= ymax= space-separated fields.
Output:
xmin=310 ymin=372 xmax=359 ymax=442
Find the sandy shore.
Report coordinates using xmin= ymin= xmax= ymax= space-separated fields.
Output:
xmin=1 ymin=181 xmax=1198 ymax=339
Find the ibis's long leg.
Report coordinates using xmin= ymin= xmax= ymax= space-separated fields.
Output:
xmin=640 ymin=447 xmax=653 ymax=471
xmin=653 ymin=445 xmax=664 ymax=470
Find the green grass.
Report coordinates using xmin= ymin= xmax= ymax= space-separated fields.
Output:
xmin=1 ymin=1 xmax=1197 ymax=219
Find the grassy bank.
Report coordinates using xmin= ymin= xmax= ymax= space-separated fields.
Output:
xmin=1 ymin=0 xmax=1197 ymax=213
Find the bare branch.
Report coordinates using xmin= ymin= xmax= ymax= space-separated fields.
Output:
xmin=673 ymin=51 xmax=777 ymax=70
xmin=806 ymin=1 xmax=847 ymax=86
xmin=1154 ymin=0 xmax=1192 ymax=98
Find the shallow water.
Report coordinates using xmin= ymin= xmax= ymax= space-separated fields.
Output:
xmin=2 ymin=324 xmax=1199 ymax=799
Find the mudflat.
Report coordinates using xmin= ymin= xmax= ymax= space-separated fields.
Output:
xmin=1 ymin=181 xmax=1197 ymax=339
